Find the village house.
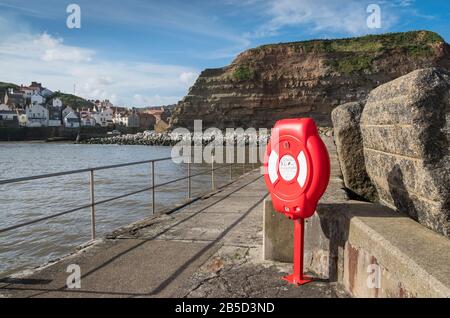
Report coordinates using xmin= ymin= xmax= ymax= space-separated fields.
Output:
xmin=100 ymin=99 xmax=113 ymax=109
xmin=4 ymin=89 xmax=26 ymax=109
xmin=138 ymin=112 xmax=157 ymax=130
xmin=30 ymin=92 xmax=45 ymax=106
xmin=0 ymin=109 xmax=18 ymax=120
xmin=62 ymin=106 xmax=75 ymax=119
xmin=80 ymin=116 xmax=96 ymax=127
xmin=52 ymin=97 xmax=63 ymax=107
xmin=63 ymin=111 xmax=80 ymax=128
xmin=114 ymin=108 xmax=140 ymax=128
xmin=0 ymin=109 xmax=19 ymax=128
xmin=20 ymin=86 xmax=37 ymax=98
xmin=20 ymin=82 xmax=40 ymax=96
xmin=146 ymin=107 xmax=164 ymax=121
xmin=40 ymin=87 xmax=53 ymax=98
xmin=78 ymin=108 xmax=96 ymax=127
xmin=92 ymin=106 xmax=114 ymax=127
xmin=25 ymin=104 xmax=49 ymax=127
xmin=47 ymin=106 xmax=62 ymax=127
xmin=144 ymin=106 xmax=171 ymax=132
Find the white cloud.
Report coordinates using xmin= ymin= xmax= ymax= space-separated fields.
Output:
xmin=243 ymin=0 xmax=399 ymax=38
xmin=36 ymin=33 xmax=93 ymax=62
xmin=0 ymin=17 xmax=199 ymax=106
xmin=179 ymin=72 xmax=199 ymax=85
xmin=133 ymin=94 xmax=181 ymax=106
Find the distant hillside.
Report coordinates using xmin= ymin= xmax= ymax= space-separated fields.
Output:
xmin=171 ymin=30 xmax=450 ymax=129
xmin=44 ymin=92 xmax=94 ymax=109
xmin=0 ymin=82 xmax=20 ymax=100
xmin=0 ymin=81 xmax=93 ymax=108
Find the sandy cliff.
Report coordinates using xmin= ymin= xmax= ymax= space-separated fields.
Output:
xmin=171 ymin=31 xmax=450 ymax=130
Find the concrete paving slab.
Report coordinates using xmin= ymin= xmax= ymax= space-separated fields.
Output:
xmin=200 ymin=196 xmax=266 ymax=214
xmin=0 ymin=239 xmax=218 ymax=298
xmin=148 ymin=212 xmax=246 ymax=242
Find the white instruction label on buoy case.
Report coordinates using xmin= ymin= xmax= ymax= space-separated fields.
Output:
xmin=278 ymin=155 xmax=297 ymax=181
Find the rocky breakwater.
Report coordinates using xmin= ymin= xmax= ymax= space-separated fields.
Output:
xmin=171 ymin=31 xmax=450 ymax=130
xmin=79 ymin=130 xmax=280 ymax=146
xmin=80 ymin=127 xmax=333 ymax=146
xmin=81 ymin=131 xmax=181 ymax=146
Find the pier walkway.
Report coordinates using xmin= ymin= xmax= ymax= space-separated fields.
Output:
xmin=0 ymin=146 xmax=346 ymax=298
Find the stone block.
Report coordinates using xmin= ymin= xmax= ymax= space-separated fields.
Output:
xmin=361 ymin=68 xmax=450 ymax=237
xmin=331 ymin=101 xmax=378 ymax=201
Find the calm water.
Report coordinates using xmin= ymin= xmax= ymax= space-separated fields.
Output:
xmin=0 ymin=142 xmax=247 ymax=277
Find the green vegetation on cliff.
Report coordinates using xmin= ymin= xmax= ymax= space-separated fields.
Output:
xmin=259 ymin=30 xmax=443 ymax=54
xmin=254 ymin=30 xmax=445 ymax=74
xmin=233 ymin=65 xmax=255 ymax=81
xmin=327 ymin=56 xmax=375 ymax=74
xmin=45 ymin=92 xmax=93 ymax=108
xmin=0 ymin=82 xmax=20 ymax=99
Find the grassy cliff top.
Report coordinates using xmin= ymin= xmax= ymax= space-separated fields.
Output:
xmin=254 ymin=30 xmax=445 ymax=54
xmin=45 ymin=92 xmax=93 ymax=108
xmin=227 ymin=30 xmax=447 ymax=76
xmin=0 ymin=82 xmax=20 ymax=99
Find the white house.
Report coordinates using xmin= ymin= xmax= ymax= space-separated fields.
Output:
xmin=79 ymin=109 xmax=96 ymax=127
xmin=0 ymin=110 xmax=18 ymax=121
xmin=31 ymin=92 xmax=45 ymax=106
xmin=92 ymin=107 xmax=114 ymax=127
xmin=63 ymin=112 xmax=80 ymax=128
xmin=26 ymin=104 xmax=49 ymax=127
xmin=52 ymin=97 xmax=63 ymax=107
xmin=62 ymin=106 xmax=75 ymax=118
xmin=40 ymin=88 xmax=53 ymax=98
xmin=115 ymin=110 xmax=140 ymax=127
xmin=80 ymin=117 xmax=96 ymax=127
xmin=20 ymin=83 xmax=41 ymax=97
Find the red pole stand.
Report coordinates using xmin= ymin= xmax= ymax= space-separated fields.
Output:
xmin=283 ymin=218 xmax=312 ymax=285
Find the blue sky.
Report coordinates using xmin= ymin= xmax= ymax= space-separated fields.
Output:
xmin=0 ymin=0 xmax=449 ymax=106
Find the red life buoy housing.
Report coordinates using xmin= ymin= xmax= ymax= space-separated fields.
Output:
xmin=264 ymin=118 xmax=330 ymax=219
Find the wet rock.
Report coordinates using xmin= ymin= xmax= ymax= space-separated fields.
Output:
xmin=331 ymin=102 xmax=378 ymax=201
xmin=361 ymin=68 xmax=450 ymax=237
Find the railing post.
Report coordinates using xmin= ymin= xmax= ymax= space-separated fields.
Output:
xmin=89 ymin=169 xmax=96 ymax=241
xmin=151 ymin=161 xmax=155 ymax=214
xmin=187 ymin=162 xmax=191 ymax=199
xmin=243 ymin=162 xmax=245 ymax=174
xmin=229 ymin=164 xmax=232 ymax=180
xmin=211 ymin=155 xmax=215 ymax=190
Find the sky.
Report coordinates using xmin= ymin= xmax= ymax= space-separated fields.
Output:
xmin=0 ymin=0 xmax=449 ymax=107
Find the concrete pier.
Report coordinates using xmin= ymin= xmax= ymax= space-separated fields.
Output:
xmin=0 ymin=166 xmax=347 ymax=298
xmin=263 ymin=137 xmax=450 ymax=298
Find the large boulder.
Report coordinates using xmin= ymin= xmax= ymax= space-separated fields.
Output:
xmin=331 ymin=102 xmax=378 ymax=201
xmin=360 ymin=68 xmax=450 ymax=237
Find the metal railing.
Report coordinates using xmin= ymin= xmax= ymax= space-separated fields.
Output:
xmin=0 ymin=157 xmax=254 ymax=240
